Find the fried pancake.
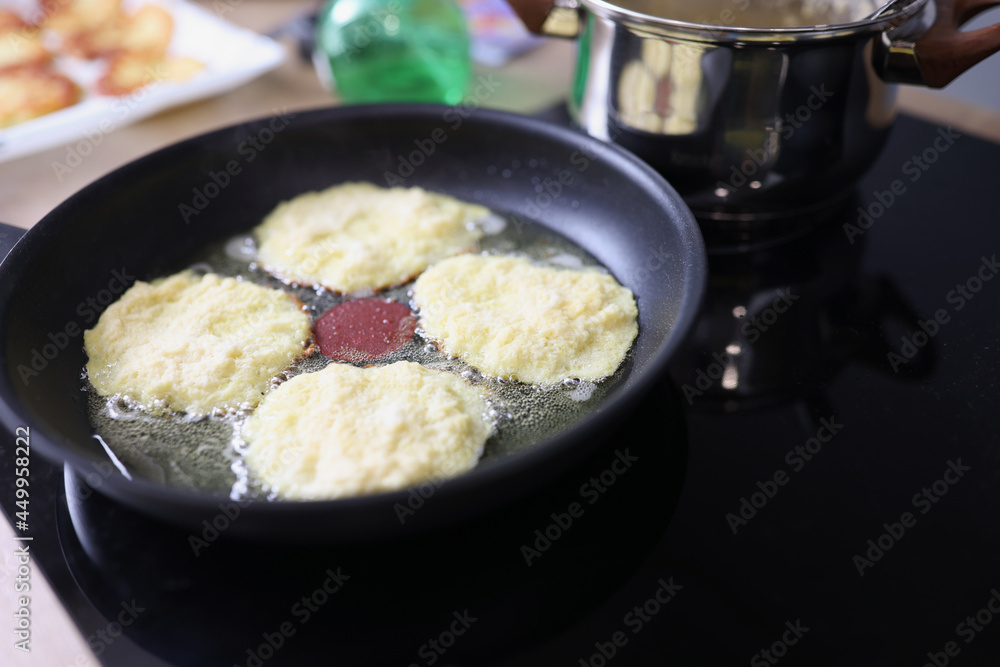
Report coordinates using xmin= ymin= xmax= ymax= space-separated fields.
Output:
xmin=0 ymin=26 xmax=51 ymax=72
xmin=413 ymin=254 xmax=639 ymax=384
xmin=84 ymin=270 xmax=312 ymax=416
xmin=42 ymin=0 xmax=122 ymax=36
xmin=96 ymin=52 xmax=203 ymax=95
xmin=64 ymin=4 xmax=173 ymax=59
xmin=243 ymin=361 xmax=492 ymax=500
xmin=254 ymin=182 xmax=488 ymax=294
xmin=0 ymin=66 xmax=79 ymax=128
xmin=0 ymin=9 xmax=30 ymax=33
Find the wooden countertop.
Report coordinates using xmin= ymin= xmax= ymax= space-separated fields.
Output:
xmin=1 ymin=1 xmax=998 ymax=664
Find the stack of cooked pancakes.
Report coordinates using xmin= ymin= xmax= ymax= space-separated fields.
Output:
xmin=0 ymin=1 xmax=204 ymax=129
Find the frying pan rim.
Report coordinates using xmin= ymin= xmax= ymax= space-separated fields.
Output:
xmin=0 ymin=103 xmax=706 ymax=530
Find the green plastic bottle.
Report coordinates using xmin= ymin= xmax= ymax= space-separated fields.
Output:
xmin=315 ymin=0 xmax=472 ymax=105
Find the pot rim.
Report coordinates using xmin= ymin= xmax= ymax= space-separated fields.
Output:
xmin=583 ymin=0 xmax=929 ymax=42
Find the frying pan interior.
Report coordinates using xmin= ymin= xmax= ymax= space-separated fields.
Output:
xmin=0 ymin=105 xmax=705 ymax=539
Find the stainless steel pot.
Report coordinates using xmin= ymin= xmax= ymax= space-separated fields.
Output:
xmin=509 ymin=0 xmax=1000 ymax=221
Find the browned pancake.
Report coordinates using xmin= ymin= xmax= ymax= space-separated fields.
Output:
xmin=0 ymin=66 xmax=79 ymax=128
xmin=0 ymin=9 xmax=31 ymax=33
xmin=97 ymin=52 xmax=203 ymax=96
xmin=0 ymin=25 xmax=52 ymax=73
xmin=64 ymin=4 xmax=173 ymax=60
xmin=41 ymin=0 xmax=122 ymax=37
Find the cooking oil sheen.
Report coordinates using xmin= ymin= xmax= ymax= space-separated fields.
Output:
xmin=85 ymin=213 xmax=635 ymax=501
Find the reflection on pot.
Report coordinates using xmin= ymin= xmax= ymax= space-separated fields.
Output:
xmin=668 ymin=198 xmax=935 ymax=413
xmin=509 ymin=0 xmax=1000 ymax=221
xmin=573 ymin=12 xmax=901 ymax=221
xmin=615 ymin=39 xmax=703 ymax=135
xmin=611 ymin=0 xmax=873 ymax=27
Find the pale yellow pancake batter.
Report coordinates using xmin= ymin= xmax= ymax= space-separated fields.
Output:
xmin=413 ymin=254 xmax=638 ymax=384
xmin=242 ymin=361 xmax=492 ymax=500
xmin=254 ymin=182 xmax=488 ymax=293
xmin=84 ymin=270 xmax=311 ymax=415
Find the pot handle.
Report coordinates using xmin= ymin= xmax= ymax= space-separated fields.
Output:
xmin=506 ymin=0 xmax=585 ymax=37
xmin=881 ymin=0 xmax=1000 ymax=87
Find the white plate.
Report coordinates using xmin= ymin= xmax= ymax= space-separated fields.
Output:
xmin=0 ymin=0 xmax=286 ymax=164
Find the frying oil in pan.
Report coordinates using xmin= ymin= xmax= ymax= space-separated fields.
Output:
xmin=84 ymin=212 xmax=635 ymax=501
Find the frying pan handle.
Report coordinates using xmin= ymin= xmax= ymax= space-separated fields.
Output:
xmin=506 ymin=0 xmax=585 ymax=37
xmin=0 ymin=222 xmax=27 ymax=237
xmin=881 ymin=0 xmax=1000 ymax=87
xmin=0 ymin=222 xmax=27 ymax=263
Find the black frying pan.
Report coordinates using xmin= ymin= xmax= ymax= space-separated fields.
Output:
xmin=0 ymin=105 xmax=705 ymax=541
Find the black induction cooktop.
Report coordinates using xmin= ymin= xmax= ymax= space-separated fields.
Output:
xmin=2 ymin=112 xmax=999 ymax=666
